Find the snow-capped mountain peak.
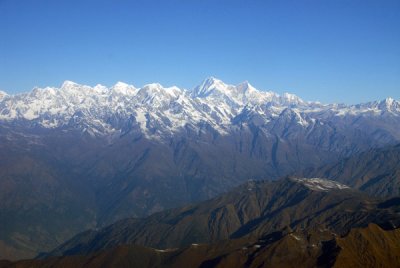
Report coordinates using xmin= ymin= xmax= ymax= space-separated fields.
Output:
xmin=114 ymin=81 xmax=130 ymax=88
xmin=379 ymin=97 xmax=399 ymax=112
xmin=61 ymin=80 xmax=80 ymax=89
xmin=192 ymin=78 xmax=284 ymax=107
xmin=386 ymin=97 xmax=394 ymax=104
xmin=0 ymin=78 xmax=399 ymax=139
xmin=192 ymin=77 xmax=230 ymax=98
xmin=236 ymin=81 xmax=254 ymax=92
xmin=138 ymin=83 xmax=168 ymax=99
xmin=0 ymin=90 xmax=7 ymax=100
xmin=281 ymin=92 xmax=304 ymax=106
xmin=111 ymin=82 xmax=137 ymax=95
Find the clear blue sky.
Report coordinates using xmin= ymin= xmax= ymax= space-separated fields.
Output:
xmin=0 ymin=0 xmax=399 ymax=104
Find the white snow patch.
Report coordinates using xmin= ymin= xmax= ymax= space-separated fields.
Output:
xmin=292 ymin=178 xmax=350 ymax=192
xmin=290 ymin=234 xmax=301 ymax=241
xmin=0 ymin=78 xmax=399 ymax=140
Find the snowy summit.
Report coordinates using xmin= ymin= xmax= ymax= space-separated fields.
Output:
xmin=0 ymin=77 xmax=399 ymax=138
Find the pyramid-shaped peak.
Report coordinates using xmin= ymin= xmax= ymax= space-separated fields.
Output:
xmin=376 ymin=97 xmax=400 ymax=112
xmin=384 ymin=97 xmax=394 ymax=105
xmin=200 ymin=76 xmax=226 ymax=88
xmin=204 ymin=76 xmax=223 ymax=83
xmin=192 ymin=77 xmax=229 ymax=97
xmin=61 ymin=80 xmax=79 ymax=89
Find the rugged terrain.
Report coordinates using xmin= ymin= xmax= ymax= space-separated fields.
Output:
xmin=2 ymin=225 xmax=400 ymax=268
xmin=1 ymin=78 xmax=400 ymax=259
xmin=45 ymin=178 xmax=400 ymax=258
xmin=1 ymin=179 xmax=400 ymax=268
xmin=296 ymin=143 xmax=400 ymax=198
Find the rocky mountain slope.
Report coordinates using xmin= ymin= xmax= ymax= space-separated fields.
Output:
xmin=2 ymin=179 xmax=400 ymax=268
xmin=2 ymin=224 xmax=399 ymax=268
xmin=1 ymin=78 xmax=400 ymax=260
xmin=45 ymin=178 xmax=400 ymax=258
xmin=296 ymin=143 xmax=400 ymax=198
xmin=1 ymin=78 xmax=400 ymax=138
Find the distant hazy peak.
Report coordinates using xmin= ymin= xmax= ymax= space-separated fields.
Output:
xmin=235 ymin=80 xmax=259 ymax=94
xmin=113 ymin=81 xmax=130 ymax=88
xmin=385 ymin=97 xmax=394 ymax=103
xmin=61 ymin=80 xmax=79 ymax=89
xmin=0 ymin=90 xmax=7 ymax=99
xmin=380 ymin=97 xmax=399 ymax=110
xmin=110 ymin=82 xmax=137 ymax=95
xmin=281 ymin=92 xmax=305 ymax=105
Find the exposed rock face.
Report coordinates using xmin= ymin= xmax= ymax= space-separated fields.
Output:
xmin=1 ymin=78 xmax=400 ymax=259
xmin=297 ymin=143 xmax=400 ymax=198
xmin=45 ymin=178 xmax=400 ymax=258
xmin=1 ymin=196 xmax=400 ymax=267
